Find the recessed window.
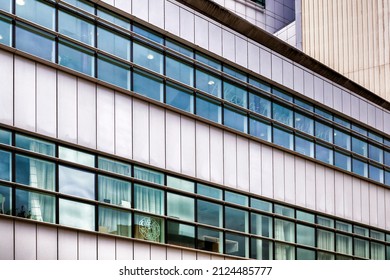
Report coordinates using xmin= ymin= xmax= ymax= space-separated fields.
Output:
xmin=133 ymin=69 xmax=163 ymax=102
xmin=97 ymin=27 xmax=130 ymax=61
xmin=167 ymin=176 xmax=194 ymax=193
xmin=295 ymin=112 xmax=314 ymax=135
xmin=315 ymin=143 xmax=333 ymax=165
xmin=98 ymin=157 xmax=131 ymax=177
xmin=98 ymin=206 xmax=131 ymax=237
xmin=97 ymin=7 xmax=131 ymax=30
xmin=134 ymin=166 xmax=164 ymax=185
xmin=250 ymin=117 xmax=271 ymax=142
xmin=98 ymin=175 xmax=131 ymax=208
xmin=134 ymin=184 xmax=164 ymax=215
xmin=58 ymin=39 xmax=95 ymax=76
xmin=334 ymin=129 xmax=351 ymax=150
xmin=167 ymin=192 xmax=194 ymax=222
xmin=133 ymin=42 xmax=163 ymax=74
xmin=59 ymin=11 xmax=95 ymax=46
xmin=166 ymin=39 xmax=193 ymax=58
xmin=224 ymin=81 xmax=247 ymax=108
xmin=166 ymin=83 xmax=194 ymax=113
xmin=166 ymin=56 xmax=194 ymax=86
xmin=59 ymin=198 xmax=95 ymax=231
xmin=59 ymin=166 xmax=95 ymax=200
xmin=273 ymin=126 xmax=293 ymax=150
xmin=352 ymin=158 xmax=368 ymax=177
xmin=197 ymin=184 xmax=222 ymax=200
xmin=16 ymin=189 xmax=55 ymax=223
xmin=196 ymin=95 xmax=222 ymax=124
xmin=98 ymin=55 xmax=131 ymax=89
xmin=315 ymin=121 xmax=333 ymax=143
xmin=295 ymin=135 xmax=314 ymax=158
xmin=197 ymin=227 xmax=223 ymax=254
xmin=196 ymin=69 xmax=222 ymax=98
xmin=225 ymin=232 xmax=248 ymax=258
xmin=16 ymin=0 xmax=55 ymax=30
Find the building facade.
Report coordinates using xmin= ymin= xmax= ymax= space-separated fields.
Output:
xmin=0 ymin=0 xmax=389 ymax=260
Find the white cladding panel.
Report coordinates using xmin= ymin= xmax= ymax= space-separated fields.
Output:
xmin=223 ymin=131 xmax=237 ymax=188
xmin=149 ymin=104 xmax=166 ymax=168
xmin=114 ymin=0 xmax=131 ymax=14
xmin=249 ymin=141 xmax=262 ymax=195
xmin=97 ymin=87 xmax=115 ymax=154
xmin=195 ymin=16 xmax=209 ymax=50
xmin=132 ymin=0 xmax=148 ymax=21
xmin=236 ymin=136 xmax=249 ymax=191
xmin=116 ymin=239 xmax=134 ymax=260
xmin=196 ymin=122 xmax=210 ymax=181
xmin=149 ymin=0 xmax=165 ymax=29
xmin=167 ymin=247 xmax=182 ymax=260
xmin=77 ymin=80 xmax=96 ymax=149
xmin=315 ymin=165 xmax=326 ymax=213
xmin=284 ymin=153 xmax=295 ymax=204
xmin=165 ymin=1 xmax=180 ymax=36
xmin=133 ymin=242 xmax=151 ymax=260
xmin=182 ymin=250 xmax=197 ymax=260
xmin=151 ymin=244 xmax=167 ymax=260
xmin=305 ymin=161 xmax=316 ymax=209
xmin=260 ymin=145 xmax=273 ymax=198
xmin=78 ymin=232 xmax=97 ymax=260
xmin=58 ymin=229 xmax=78 ymax=260
xmin=180 ymin=8 xmax=195 ymax=43
xmin=165 ymin=111 xmax=181 ymax=172
xmin=0 ymin=218 xmax=14 ymax=260
xmin=181 ymin=116 xmax=196 ymax=177
xmin=209 ymin=126 xmax=224 ymax=184
xmin=15 ymin=221 xmax=36 ymax=260
xmin=273 ymin=149 xmax=285 ymax=201
xmin=115 ymin=93 xmax=133 ymax=159
xmin=37 ymin=225 xmax=57 ymax=260
xmin=295 ymin=157 xmax=306 ymax=207
xmin=293 ymin=65 xmax=304 ymax=94
xmin=352 ymin=178 xmax=362 ymax=223
xmin=58 ymin=73 xmax=77 ymax=144
xmin=0 ymin=50 xmax=13 ymax=125
xmin=343 ymin=175 xmax=353 ymax=220
xmin=248 ymin=42 xmax=260 ymax=73
xmin=132 ymin=99 xmax=150 ymax=163
xmin=98 ymin=236 xmax=116 ymax=260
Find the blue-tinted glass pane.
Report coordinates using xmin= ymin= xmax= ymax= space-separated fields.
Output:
xmin=0 ymin=185 xmax=11 ymax=215
xmin=62 ymin=0 xmax=94 ymax=13
xmin=133 ymin=42 xmax=163 ymax=74
xmin=0 ymin=150 xmax=11 ymax=181
xmin=274 ymin=204 xmax=294 ymax=217
xmin=59 ymin=11 xmax=94 ymax=46
xmin=59 ymin=40 xmax=94 ymax=76
xmin=249 ymin=93 xmax=271 ymax=117
xmin=133 ymin=70 xmax=163 ymax=102
xmin=0 ymin=0 xmax=11 ymax=12
xmin=99 ymin=206 xmax=131 ymax=237
xmin=97 ymin=27 xmax=130 ymax=60
xmin=385 ymin=138 xmax=390 ymax=148
xmin=133 ymin=25 xmax=163 ymax=44
xmin=250 ymin=198 xmax=272 ymax=212
xmin=166 ymin=56 xmax=194 ymax=86
xmin=297 ymin=224 xmax=315 ymax=247
xmin=249 ymin=77 xmax=271 ymax=93
xmin=224 ymin=107 xmax=247 ymax=133
xmin=334 ymin=129 xmax=351 ymax=150
xmin=97 ymin=8 xmax=130 ymax=30
xmin=225 ymin=191 xmax=248 ymax=206
xmin=166 ymin=39 xmax=193 ymax=58
xmin=316 ymin=144 xmax=333 ymax=165
xmin=16 ymin=189 xmax=55 ymax=223
xmin=223 ymin=66 xmax=246 ymax=82
xmin=295 ymin=98 xmax=313 ymax=111
xmin=369 ymin=131 xmax=383 ymax=143
xmin=334 ymin=116 xmax=350 ymax=128
xmin=224 ymin=81 xmax=247 ymax=108
xmin=369 ymin=144 xmax=383 ymax=163
xmin=225 ymin=206 xmax=248 ymax=233
xmin=352 ymin=137 xmax=368 ymax=157
xmin=273 ymin=88 xmax=293 ymax=102
xmin=196 ymin=69 xmax=222 ymax=98
xmin=134 ymin=166 xmax=164 ymax=185
xmin=273 ymin=127 xmax=293 ymax=150
xmin=16 ymin=0 xmax=54 ymax=30
xmin=197 ymin=200 xmax=222 ymax=227
xmin=59 ymin=199 xmax=95 ymax=231
xmin=167 ymin=221 xmax=195 ymax=248
xmin=352 ymin=158 xmax=368 ymax=177
xmin=196 ymin=96 xmax=221 ymax=123
xmin=196 ymin=53 xmax=221 ymax=70
xmin=98 ymin=157 xmax=131 ymax=177
xmin=315 ymin=121 xmax=333 ymax=143
xmin=166 ymin=83 xmax=194 ymax=113
xmin=296 ymin=211 xmax=315 ymax=223
xmin=98 ymin=175 xmax=131 ymax=208
xmin=0 ymin=15 xmax=12 ymax=46
xmin=250 ymin=118 xmax=271 ymax=142
xmin=98 ymin=55 xmax=130 ymax=89
xmin=295 ymin=135 xmax=314 ymax=157
xmin=134 ymin=184 xmax=164 ymax=215
xmin=197 ymin=184 xmax=222 ymax=200
xmin=59 ymin=146 xmax=95 ymax=167
xmin=385 ymin=150 xmax=390 ymax=167
xmin=0 ymin=129 xmax=11 ymax=145
xmin=295 ymin=112 xmax=314 ymax=135
xmin=335 ymin=151 xmax=351 ymax=171
xmin=385 ymin=170 xmax=390 ymax=185
xmin=273 ymin=103 xmax=293 ymax=127
xmin=59 ymin=166 xmax=95 ymax=199
xmin=315 ymin=107 xmax=333 ymax=120
xmin=352 ymin=124 xmax=367 ymax=136
xmin=15 ymin=134 xmax=55 ymax=156
xmin=16 ymin=24 xmax=55 ymax=62
xmin=369 ymin=165 xmax=384 ymax=183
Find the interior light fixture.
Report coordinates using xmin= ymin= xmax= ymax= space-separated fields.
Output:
xmin=0 ymin=35 xmax=3 ymax=40
xmin=296 ymin=117 xmax=301 ymax=121
xmin=147 ymin=54 xmax=154 ymax=60
xmin=16 ymin=0 xmax=26 ymax=6
xmin=208 ymin=80 xmax=215 ymax=85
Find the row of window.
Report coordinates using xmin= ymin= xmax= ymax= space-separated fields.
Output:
xmin=0 ymin=0 xmax=389 ymax=185
xmin=0 ymin=129 xmax=390 ymax=259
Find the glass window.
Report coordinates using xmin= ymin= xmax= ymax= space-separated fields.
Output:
xmin=369 ymin=131 xmax=383 ymax=143
xmin=16 ymin=134 xmax=55 ymax=156
xmin=166 ymin=56 xmax=194 ymax=86
xmin=196 ymin=53 xmax=221 ymax=70
xmin=15 ymin=155 xmax=55 ymax=191
xmin=195 ymin=69 xmax=222 ymax=98
xmin=317 ymin=229 xmax=334 ymax=251
xmin=224 ymin=107 xmax=247 ymax=133
xmin=225 ymin=233 xmax=248 ymax=258
xmin=167 ymin=221 xmax=195 ymax=248
xmin=133 ymin=42 xmax=163 ymax=74
xmin=0 ymin=185 xmax=12 ymax=215
xmin=273 ymin=103 xmax=293 ymax=126
xmin=295 ymin=112 xmax=314 ymax=135
xmin=133 ymin=24 xmax=163 ymax=44
xmin=352 ymin=136 xmax=368 ymax=157
xmin=196 ymin=95 xmax=222 ymax=124
xmin=197 ymin=200 xmax=222 ymax=227
xmin=296 ymin=211 xmax=315 ymax=223
xmin=336 ymin=221 xmax=352 ymax=232
xmin=225 ymin=191 xmax=248 ymax=206
xmin=315 ymin=107 xmax=333 ymax=120
xmin=369 ymin=164 xmax=384 ymax=183
xmin=297 ymin=224 xmax=315 ymax=247
xmin=58 ymin=39 xmax=94 ymax=76
xmin=0 ymin=15 xmax=12 ymax=46
xmin=98 ymin=175 xmax=131 ymax=208
xmin=134 ymin=214 xmax=164 ymax=243
xmin=274 ymin=204 xmax=294 ymax=218
xmin=318 ymin=252 xmax=335 ymax=260
xmin=335 ymin=151 xmax=351 ymax=171
xmin=352 ymin=158 xmax=368 ymax=177
xmin=134 ymin=166 xmax=164 ymax=184
xmin=386 ymin=170 xmax=390 ymax=186
xmin=0 ymin=0 xmax=11 ymax=12
xmin=133 ymin=69 xmax=163 ymax=102
xmin=197 ymin=227 xmax=223 ymax=254
xmin=249 ymin=92 xmax=271 ymax=117
xmin=385 ymin=138 xmax=390 ymax=148
xmin=336 ymin=233 xmax=352 ymax=255
xmin=62 ymin=0 xmax=94 ymax=13
xmin=334 ymin=116 xmax=350 ymax=128
xmin=251 ymin=213 xmax=272 ymax=238
xmin=371 ymin=230 xmax=385 ymax=241
xmin=0 ymin=129 xmax=11 ymax=145
xmin=134 ymin=184 xmax=164 ymax=215
xmin=317 ymin=216 xmax=334 ymax=228
xmin=59 ymin=166 xmax=95 ymax=200
xmin=97 ymin=8 xmax=131 ymax=30
xmin=352 ymin=124 xmax=367 ymax=136
xmin=275 ymin=242 xmax=295 ymax=260
xmin=294 ymin=98 xmax=313 ymax=111
xmin=369 ymin=144 xmax=383 ymax=163
xmin=250 ymin=118 xmax=271 ymax=142
xmin=273 ymin=126 xmax=293 ymax=150
xmin=295 ymin=135 xmax=314 ymax=157
xmin=315 ymin=143 xmax=333 ymax=165
xmin=167 ymin=193 xmax=194 ymax=222
xmin=354 ymin=238 xmax=369 ymax=259
xmin=371 ymin=242 xmax=385 ymax=260
xmin=98 ymin=206 xmax=131 ymax=237
xmin=250 ymin=238 xmax=273 ymax=260
xmin=273 ymin=88 xmax=293 ymax=102
xmin=334 ymin=129 xmax=351 ymax=150
xmin=197 ymin=184 xmax=222 ymax=200
xmin=15 ymin=23 xmax=55 ymax=62
xmin=385 ymin=150 xmax=390 ymax=167
xmin=16 ymin=0 xmax=54 ymax=29
xmin=223 ymin=81 xmax=247 ymax=108
xmin=225 ymin=206 xmax=248 ymax=233
xmin=59 ymin=146 xmax=95 ymax=167
xmin=166 ymin=83 xmax=194 ymax=113
xmin=0 ymin=150 xmax=11 ymax=181
xmin=98 ymin=157 xmax=131 ymax=177
xmin=354 ymin=225 xmax=369 ymax=237
xmin=16 ymin=189 xmax=55 ymax=223
xmin=166 ymin=39 xmax=193 ymax=58
xmin=59 ymin=11 xmax=94 ymax=46
xmin=97 ymin=27 xmax=130 ymax=60
xmin=59 ymin=199 xmax=95 ymax=231
xmin=98 ymin=55 xmax=130 ymax=89
xmin=223 ymin=66 xmax=246 ymax=82
xmin=249 ymin=77 xmax=271 ymax=93
xmin=250 ymin=198 xmax=272 ymax=212
xmin=297 ymin=248 xmax=315 ymax=260
xmin=167 ymin=176 xmax=194 ymax=192
xmin=274 ymin=219 xmax=294 ymax=242
xmin=315 ymin=121 xmax=333 ymax=143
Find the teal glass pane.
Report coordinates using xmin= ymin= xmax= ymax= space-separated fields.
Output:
xmin=0 ymin=0 xmax=11 ymax=12
xmin=223 ymin=66 xmax=246 ymax=82
xmin=354 ymin=225 xmax=369 ymax=237
xmin=0 ymin=150 xmax=11 ymax=181
xmin=197 ymin=227 xmax=223 ymax=254
xmin=249 ymin=92 xmax=271 ymax=117
xmin=315 ymin=143 xmax=333 ymax=165
xmin=134 ymin=166 xmax=164 ymax=185
xmin=274 ymin=204 xmax=294 ymax=217
xmin=59 ymin=166 xmax=95 ymax=199
xmin=166 ymin=56 xmax=194 ymax=86
xmin=354 ymin=238 xmax=369 ymax=259
xmin=196 ymin=69 xmax=222 ymax=97
xmin=98 ymin=157 xmax=131 ymax=177
xmin=15 ymin=134 xmax=55 ymax=156
xmin=335 ymin=151 xmax=351 ymax=171
xmin=98 ymin=175 xmax=131 ymax=208
xmin=0 ymin=129 xmax=11 ymax=145
xmin=133 ymin=24 xmax=163 ymax=44
xmin=134 ymin=214 xmax=164 ymax=243
xmin=58 ymin=40 xmax=95 ymax=76
xmin=225 ymin=191 xmax=248 ymax=206
xmin=167 ymin=176 xmax=194 ymax=192
xmin=317 ymin=216 xmax=334 ymax=228
xmin=59 ymin=146 xmax=95 ymax=167
xmin=334 ymin=129 xmax=351 ymax=150
xmin=59 ymin=11 xmax=95 ymax=46
xmin=225 ymin=233 xmax=248 ymax=258
xmin=295 ymin=135 xmax=314 ymax=157
xmin=296 ymin=210 xmax=315 ymax=223
xmin=273 ymin=103 xmax=293 ymax=126
xmin=297 ymin=248 xmax=315 ymax=260
xmin=196 ymin=53 xmax=221 ymax=70
xmin=97 ymin=27 xmax=130 ymax=60
xmin=352 ymin=136 xmax=368 ymax=157
xmin=197 ymin=184 xmax=222 ymax=200
xmin=369 ymin=144 xmax=383 ymax=163
xmin=334 ymin=116 xmax=350 ymax=128
xmin=16 ymin=0 xmax=55 ymax=29
xmin=15 ymin=23 xmax=55 ymax=61
xmin=166 ymin=83 xmax=194 ymax=113
xmin=0 ymin=185 xmax=12 ymax=215
xmin=336 ymin=221 xmax=352 ymax=232
xmin=250 ymin=198 xmax=272 ymax=212
xmin=133 ymin=69 xmax=163 ymax=102
xmin=369 ymin=164 xmax=384 ymax=183
xmin=315 ymin=107 xmax=333 ymax=120
xmin=249 ymin=77 xmax=271 ymax=93
xmin=167 ymin=192 xmax=194 ymax=222
xmin=59 ymin=199 xmax=95 ymax=231
xmin=224 ymin=81 xmax=247 ymax=108
xmin=370 ymin=242 xmax=385 ymax=260
xmin=167 ymin=221 xmax=195 ymax=248
xmin=196 ymin=95 xmax=221 ymax=123
xmin=0 ymin=15 xmax=12 ymax=46
xmin=98 ymin=55 xmax=130 ymax=89
xmin=251 ymin=238 xmax=273 ymax=260
xmin=225 ymin=206 xmax=248 ymax=233
xmin=317 ymin=229 xmax=335 ymax=251
xmin=97 ymin=8 xmax=130 ymax=30
xmin=315 ymin=121 xmax=333 ymax=143
xmin=250 ymin=117 xmax=271 ymax=142
xmin=197 ymin=200 xmax=222 ymax=227
xmin=223 ymin=107 xmax=247 ymax=133
xmin=251 ymin=213 xmax=272 ymax=238
xmin=16 ymin=189 xmax=55 ymax=223
xmin=62 ymin=0 xmax=94 ymax=13
xmin=134 ymin=184 xmax=164 ymax=215
xmin=295 ymin=112 xmax=314 ymax=135
xmin=98 ymin=206 xmax=131 ymax=237
xmin=275 ymin=219 xmax=294 ymax=242
xmin=273 ymin=126 xmax=293 ymax=150
xmin=166 ymin=39 xmax=193 ymax=58
xmin=275 ymin=243 xmax=295 ymax=260
xmin=297 ymin=224 xmax=315 ymax=246
xmin=370 ymin=230 xmax=385 ymax=241
xmin=273 ymin=88 xmax=293 ymax=102
xmin=352 ymin=158 xmax=368 ymax=177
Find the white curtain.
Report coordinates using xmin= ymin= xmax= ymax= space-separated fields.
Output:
xmin=317 ymin=229 xmax=334 ymax=251
xmin=370 ymin=242 xmax=385 ymax=260
xmin=354 ymin=238 xmax=369 ymax=258
xmin=135 ymin=185 xmax=163 ymax=215
xmin=98 ymin=176 xmax=131 ymax=207
xmin=134 ymin=167 xmax=163 ymax=184
xmin=99 ymin=157 xmax=131 ymax=176
xmin=99 ymin=207 xmax=131 ymax=237
xmin=275 ymin=219 xmax=294 ymax=260
xmin=336 ymin=234 xmax=352 ymax=255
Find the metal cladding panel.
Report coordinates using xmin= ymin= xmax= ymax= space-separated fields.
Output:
xmin=58 ymin=229 xmax=78 ymax=260
xmin=293 ymin=65 xmax=304 ymax=94
xmin=236 ymin=136 xmax=249 ymax=191
xmin=284 ymin=154 xmax=295 ymax=204
xmin=369 ymin=185 xmax=378 ymax=227
xmin=313 ymin=75 xmax=324 ymax=104
xmin=282 ymin=60 xmax=293 ymax=89
xmin=361 ymin=181 xmax=370 ymax=225
xmin=15 ymin=221 xmax=36 ymax=260
xmin=315 ymin=165 xmax=326 ymax=213
xmin=116 ymin=239 xmax=134 ymax=260
xmin=133 ymin=242 xmax=151 ymax=260
xmin=132 ymin=99 xmax=150 ymax=163
xmin=167 ymin=247 xmax=182 ymax=260
xmin=182 ymin=250 xmax=196 ymax=260
xmin=98 ymin=236 xmax=116 ymax=260
xmin=97 ymin=86 xmax=115 ymax=154
xmin=37 ymin=225 xmax=57 ymax=260
xmin=332 ymin=86 xmax=342 ymax=112
xmin=14 ymin=57 xmax=36 ymax=132
xmin=325 ymin=168 xmax=335 ymax=215
xmin=0 ymin=218 xmax=14 ymax=260
xmin=377 ymin=188 xmax=386 ymax=229
xmin=235 ymin=36 xmax=247 ymax=68
xmin=305 ymin=161 xmax=316 ymax=210
xmin=132 ymin=0 xmax=148 ymax=21
xmin=78 ymin=232 xmax=97 ymax=260
xmin=0 ymin=50 xmax=13 ymax=125
xmin=149 ymin=0 xmax=164 ymax=29
xmin=273 ymin=149 xmax=285 ymax=201
xmin=196 ymin=122 xmax=210 ymax=181
xmin=196 ymin=252 xmax=211 ymax=260
xmin=208 ymin=23 xmax=222 ymax=56
xmin=36 ymin=64 xmax=57 ymax=138
xmin=386 ymin=191 xmax=390 ymax=230
xmin=295 ymin=157 xmax=306 ymax=207
xmin=260 ymin=145 xmax=273 ymax=198
xmin=180 ymin=8 xmax=195 ymax=43
xmin=211 ymin=254 xmax=225 ymax=260
xmin=181 ymin=116 xmax=196 ymax=177
xmin=259 ymin=48 xmax=271 ymax=79
xmin=58 ymin=73 xmax=77 ymax=144
xmin=350 ymin=95 xmax=360 ymax=120
xmin=341 ymin=90 xmax=351 ymax=115
xmin=359 ymin=98 xmax=368 ymax=124
xmin=249 ymin=141 xmax=262 ymax=195
xmin=195 ymin=16 xmax=209 ymax=50
xmin=334 ymin=172 xmax=344 ymax=218
xmin=352 ymin=178 xmax=362 ymax=223
xmin=367 ymin=104 xmax=376 ymax=127
xmin=343 ymin=175 xmax=353 ymax=221
xmin=222 ymin=30 xmax=235 ymax=62
xmin=101 ymin=0 xmax=114 ymax=5
xmin=323 ymin=81 xmax=333 ymax=107
xmin=223 ymin=131 xmax=237 ymax=189
xmin=151 ymin=244 xmax=167 ymax=260
xmin=115 ymin=0 xmax=132 ymax=14
xmin=77 ymin=80 xmax=96 ymax=149
xmin=149 ymin=104 xmax=166 ymax=169
xmin=375 ymin=109 xmax=384 ymax=131
xmin=165 ymin=111 xmax=181 ymax=172
xmin=303 ymin=71 xmax=314 ymax=99
xmin=115 ymin=93 xmax=133 ymax=159
xmin=209 ymin=126 xmax=223 ymax=184
xmin=247 ymin=42 xmax=260 ymax=73
xmin=271 ymin=54 xmax=283 ymax=85
xmin=385 ymin=112 xmax=390 ymax=134
xmin=165 ymin=1 xmax=180 ymax=36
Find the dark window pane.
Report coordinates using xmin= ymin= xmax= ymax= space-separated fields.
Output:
xmin=196 ymin=69 xmax=222 ymax=98
xmin=98 ymin=175 xmax=131 ymax=208
xmin=295 ymin=112 xmax=314 ymax=135
xmin=167 ymin=193 xmax=194 ymax=222
xmin=354 ymin=225 xmax=369 ymax=237
xmin=250 ymin=118 xmax=271 ymax=142
xmin=354 ymin=238 xmax=369 ymax=259
xmin=134 ymin=184 xmax=164 ymax=215
xmin=16 ymin=134 xmax=55 ymax=156
xmin=0 ymin=15 xmax=12 ymax=46
xmin=0 ymin=185 xmax=12 ymax=215
xmin=59 ymin=40 xmax=94 ymax=76
xmin=297 ymin=224 xmax=315 ymax=247
xmin=166 ymin=56 xmax=194 ymax=86
xmin=317 ymin=216 xmax=334 ymax=228
xmin=386 ymin=170 xmax=390 ymax=185
xmin=316 ymin=144 xmax=333 ymax=165
xmin=352 ymin=158 xmax=368 ymax=177
xmin=273 ymin=103 xmax=293 ymax=126
xmin=295 ymin=135 xmax=314 ymax=157
xmin=385 ymin=150 xmax=390 ymax=167
xmin=98 ymin=206 xmax=131 ymax=237
xmin=16 ymin=0 xmax=54 ymax=29
xmin=273 ymin=88 xmax=293 ymax=102
xmin=297 ymin=248 xmax=315 ymax=260
xmin=59 ymin=166 xmax=95 ymax=199
xmin=134 ymin=214 xmax=164 ymax=243
xmin=197 ymin=200 xmax=222 ymax=227
xmin=296 ymin=211 xmax=315 ymax=223
xmin=315 ymin=121 xmax=333 ymax=143
xmin=196 ymin=95 xmax=221 ymax=123
xmin=166 ymin=83 xmax=194 ymax=113
xmin=225 ymin=233 xmax=248 ymax=258
xmin=0 ymin=129 xmax=11 ymax=145
xmin=223 ymin=66 xmax=246 ymax=82
xmin=59 ymin=11 xmax=94 ymax=46
xmin=317 ymin=252 xmax=335 ymax=260
xmin=97 ymin=27 xmax=130 ymax=60
xmin=336 ymin=233 xmax=352 ymax=255
xmin=334 ymin=129 xmax=351 ymax=150
xmin=336 ymin=221 xmax=352 ymax=232
xmin=196 ymin=53 xmax=221 ymax=70
xmin=225 ymin=206 xmax=248 ymax=233
xmin=98 ymin=55 xmax=130 ymax=89
xmin=273 ymin=126 xmax=293 ymax=150
xmin=224 ymin=81 xmax=247 ymax=108
xmin=249 ymin=92 xmax=271 ymax=117
xmin=250 ymin=238 xmax=273 ymax=260
xmin=166 ymin=39 xmax=193 ymax=58
xmin=133 ymin=42 xmax=163 ymax=73
xmin=352 ymin=137 xmax=368 ymax=157
xmin=197 ymin=227 xmax=223 ymax=254
xmin=335 ymin=151 xmax=351 ymax=171
xmin=16 ymin=189 xmax=55 ymax=223
xmin=0 ymin=150 xmax=11 ymax=181
xmin=133 ymin=69 xmax=163 ymax=102
xmin=371 ymin=242 xmax=385 ymax=260
xmin=224 ymin=107 xmax=247 ymax=133
xmin=251 ymin=213 xmax=272 ymax=238
xmin=59 ymin=199 xmax=95 ymax=231
xmin=369 ymin=164 xmax=384 ymax=183
xmin=167 ymin=221 xmax=195 ymax=248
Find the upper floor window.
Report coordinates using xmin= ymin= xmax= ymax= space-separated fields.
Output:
xmin=249 ymin=0 xmax=265 ymax=7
